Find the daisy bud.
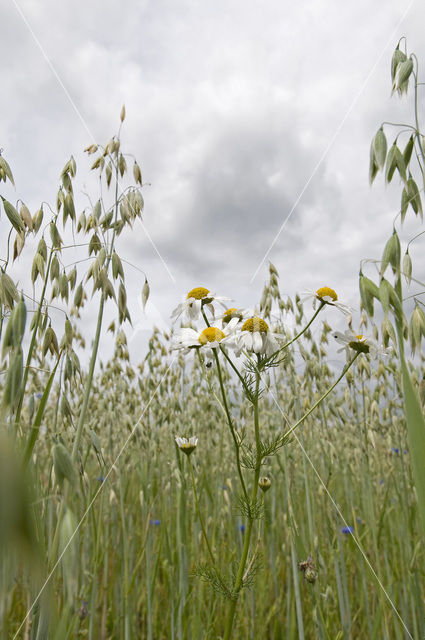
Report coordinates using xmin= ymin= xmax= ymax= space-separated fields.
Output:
xmin=258 ymin=476 xmax=271 ymax=492
xmin=175 ymin=436 xmax=198 ymax=456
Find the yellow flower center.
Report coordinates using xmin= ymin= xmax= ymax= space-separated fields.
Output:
xmin=316 ymin=286 xmax=338 ymax=301
xmin=187 ymin=287 xmax=210 ymax=300
xmin=356 ymin=334 xmax=365 ymax=341
xmin=223 ymin=307 xmax=243 ymax=324
xmin=242 ymin=317 xmax=269 ymax=333
xmin=198 ymin=327 xmax=226 ymax=345
xmin=224 ymin=308 xmax=237 ymax=316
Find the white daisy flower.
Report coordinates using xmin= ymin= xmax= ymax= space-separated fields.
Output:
xmin=171 ymin=287 xmax=230 ymax=322
xmin=302 ymin=287 xmax=352 ymax=315
xmin=234 ymin=316 xmax=282 ymax=357
xmin=175 ymin=436 xmax=198 ymax=455
xmin=172 ymin=319 xmax=240 ymax=365
xmin=333 ymin=330 xmax=390 ymax=358
xmin=217 ymin=307 xmax=249 ymax=328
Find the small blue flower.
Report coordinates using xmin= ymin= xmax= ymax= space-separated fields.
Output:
xmin=379 ymin=479 xmax=385 ymax=485
xmin=35 ymin=392 xmax=43 ymax=399
xmin=391 ymin=447 xmax=400 ymax=455
xmin=222 ymin=485 xmax=228 ymax=491
xmin=150 ymin=519 xmax=161 ymax=526
xmin=97 ymin=476 xmax=105 ymax=483
xmin=238 ymin=524 xmax=245 ymax=533
xmin=341 ymin=526 xmax=354 ymax=534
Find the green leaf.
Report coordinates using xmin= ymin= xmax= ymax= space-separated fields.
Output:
xmin=23 ymin=358 xmax=61 ymax=466
xmin=401 ymin=358 xmax=425 ymax=541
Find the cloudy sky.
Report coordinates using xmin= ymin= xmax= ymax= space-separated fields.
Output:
xmin=1 ymin=0 xmax=425 ymax=363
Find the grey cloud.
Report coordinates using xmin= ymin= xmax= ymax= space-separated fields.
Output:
xmin=2 ymin=0 xmax=425 ymax=367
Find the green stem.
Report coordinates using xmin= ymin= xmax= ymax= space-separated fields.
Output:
xmin=188 ymin=457 xmax=219 ymax=574
xmin=219 ymin=345 xmax=250 ymax=393
xmin=14 ymin=249 xmax=54 ymax=431
xmin=212 ymin=349 xmax=250 ymax=507
xmin=71 ymin=147 xmax=121 ymax=462
xmin=223 ymin=363 xmax=261 ymax=639
xmin=71 ymin=293 xmax=105 ymax=461
xmin=199 ymin=308 xmax=250 ymax=504
xmin=23 ymin=352 xmax=63 ymax=466
xmin=280 ymin=302 xmax=324 ymax=352
xmin=412 ymin=64 xmax=425 ymax=180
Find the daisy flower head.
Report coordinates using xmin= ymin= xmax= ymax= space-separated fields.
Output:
xmin=258 ymin=476 xmax=272 ymax=492
xmin=333 ymin=330 xmax=390 ymax=359
xmin=222 ymin=307 xmax=243 ymax=323
xmin=175 ymin=436 xmax=198 ymax=455
xmin=171 ymin=287 xmax=230 ymax=323
xmin=303 ymin=287 xmax=351 ymax=315
xmin=172 ymin=319 xmax=240 ymax=365
xmin=234 ymin=316 xmax=282 ymax=357
xmin=218 ymin=307 xmax=249 ymax=329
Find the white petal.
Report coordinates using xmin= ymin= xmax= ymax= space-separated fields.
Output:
xmin=334 ymin=301 xmax=352 ymax=315
xmin=266 ymin=335 xmax=279 ymax=355
xmin=253 ymin=332 xmax=263 ymax=353
xmin=226 ymin=317 xmax=240 ymax=332
xmin=171 ymin=303 xmax=184 ymax=321
xmin=244 ymin=333 xmax=253 ymax=350
xmin=333 ymin=331 xmax=348 ymax=345
xmin=188 ymin=300 xmax=201 ymax=319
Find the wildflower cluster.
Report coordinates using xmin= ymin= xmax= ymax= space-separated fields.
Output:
xmin=171 ymin=286 xmax=284 ymax=364
xmin=169 ymin=279 xmax=388 ymax=639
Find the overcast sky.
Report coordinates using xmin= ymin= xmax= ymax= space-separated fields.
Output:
xmin=1 ymin=0 xmax=425 ymax=364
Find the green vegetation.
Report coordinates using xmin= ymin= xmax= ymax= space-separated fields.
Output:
xmin=1 ymin=40 xmax=425 ymax=639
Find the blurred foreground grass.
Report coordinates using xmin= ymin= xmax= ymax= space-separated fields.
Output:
xmin=2 ymin=311 xmax=423 ymax=639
